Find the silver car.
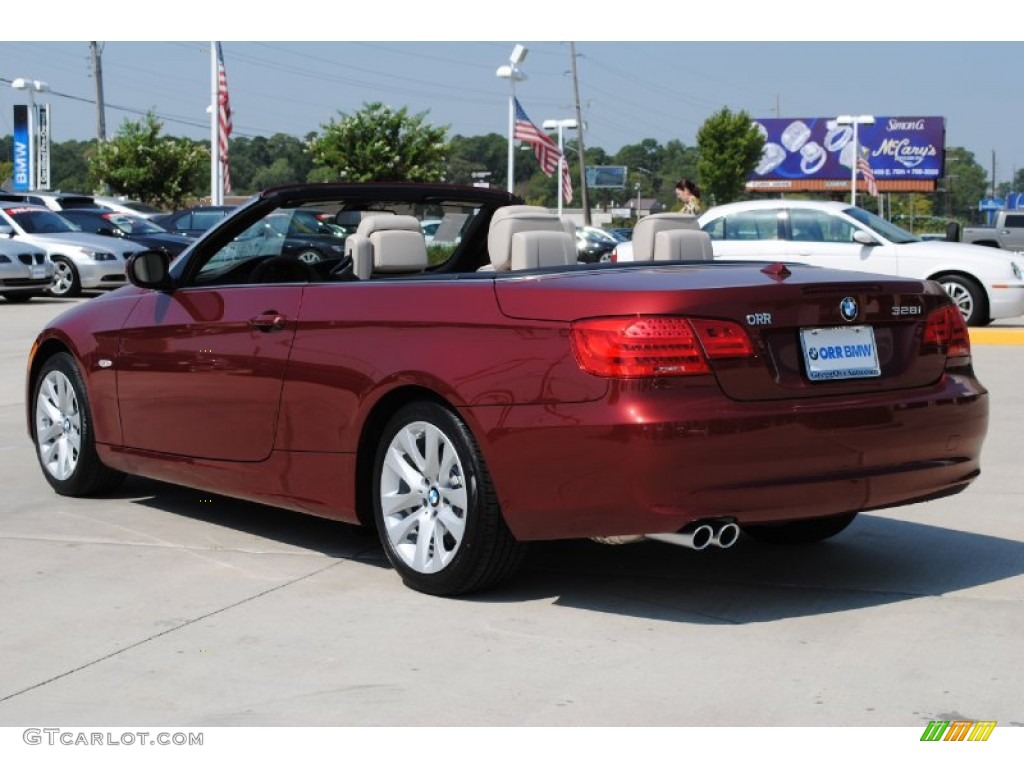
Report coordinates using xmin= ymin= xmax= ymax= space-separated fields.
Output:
xmin=0 ymin=204 xmax=138 ymax=298
xmin=0 ymin=238 xmax=52 ymax=303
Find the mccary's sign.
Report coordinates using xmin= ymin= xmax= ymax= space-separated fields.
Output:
xmin=749 ymin=116 xmax=945 ymax=187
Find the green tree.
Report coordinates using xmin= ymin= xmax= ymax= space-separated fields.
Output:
xmin=695 ymin=107 xmax=764 ymax=206
xmin=89 ymin=113 xmax=207 ymax=208
xmin=446 ymin=133 xmax=506 ymax=186
xmin=308 ymin=102 xmax=448 ymax=182
xmin=936 ymin=147 xmax=988 ymax=223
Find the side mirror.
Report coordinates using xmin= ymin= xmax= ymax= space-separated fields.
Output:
xmin=126 ymin=250 xmax=174 ymax=291
xmin=853 ymin=230 xmax=878 ymax=246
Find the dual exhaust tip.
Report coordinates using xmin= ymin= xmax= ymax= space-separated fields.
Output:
xmin=646 ymin=519 xmax=740 ymax=551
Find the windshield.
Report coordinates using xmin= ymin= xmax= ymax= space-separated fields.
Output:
xmin=3 ymin=207 xmax=78 ymax=234
xmin=844 ymin=207 xmax=920 ymax=244
xmin=104 ymin=213 xmax=167 ymax=234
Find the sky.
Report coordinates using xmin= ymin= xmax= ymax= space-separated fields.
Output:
xmin=1 ymin=7 xmax=1020 ymax=184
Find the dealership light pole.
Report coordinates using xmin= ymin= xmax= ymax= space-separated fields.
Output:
xmin=496 ymin=45 xmax=528 ymax=194
xmin=836 ymin=114 xmax=875 ymax=207
xmin=542 ymin=117 xmax=577 ymax=217
xmin=11 ymin=78 xmax=50 ymax=190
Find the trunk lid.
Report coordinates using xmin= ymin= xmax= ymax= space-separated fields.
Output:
xmin=494 ymin=262 xmax=957 ymax=401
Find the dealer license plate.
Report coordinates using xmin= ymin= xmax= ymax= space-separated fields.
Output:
xmin=799 ymin=325 xmax=881 ymax=382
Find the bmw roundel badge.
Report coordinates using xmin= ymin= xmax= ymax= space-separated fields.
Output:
xmin=839 ymin=296 xmax=858 ymax=322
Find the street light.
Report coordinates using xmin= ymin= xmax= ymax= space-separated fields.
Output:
xmin=542 ymin=117 xmax=577 ymax=217
xmin=11 ymin=78 xmax=50 ymax=191
xmin=496 ymin=45 xmax=528 ymax=194
xmin=835 ymin=114 xmax=875 ymax=207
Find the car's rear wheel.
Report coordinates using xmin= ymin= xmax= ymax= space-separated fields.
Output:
xmin=742 ymin=512 xmax=858 ymax=545
xmin=33 ymin=352 xmax=125 ymax=496
xmin=49 ymin=256 xmax=82 ymax=298
xmin=937 ymin=274 xmax=988 ymax=327
xmin=372 ymin=401 xmax=523 ymax=595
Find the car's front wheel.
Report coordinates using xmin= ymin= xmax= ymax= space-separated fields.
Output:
xmin=1 ymin=293 xmax=35 ymax=303
xmin=372 ymin=401 xmax=523 ymax=595
xmin=49 ymin=256 xmax=82 ymax=298
xmin=936 ymin=274 xmax=988 ymax=327
xmin=742 ymin=512 xmax=858 ymax=545
xmin=33 ymin=352 xmax=125 ymax=496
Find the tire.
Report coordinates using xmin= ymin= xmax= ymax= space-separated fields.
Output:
xmin=742 ymin=512 xmax=858 ymax=545
xmin=32 ymin=352 xmax=126 ymax=496
xmin=295 ymin=249 xmax=322 ymax=264
xmin=49 ymin=256 xmax=82 ymax=298
xmin=372 ymin=401 xmax=523 ymax=596
xmin=936 ymin=274 xmax=988 ymax=327
xmin=1 ymin=293 xmax=34 ymax=303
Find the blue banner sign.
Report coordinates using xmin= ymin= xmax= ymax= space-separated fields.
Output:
xmin=750 ymin=116 xmax=945 ymax=182
xmin=12 ymin=105 xmax=31 ymax=191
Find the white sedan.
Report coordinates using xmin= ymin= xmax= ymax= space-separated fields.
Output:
xmin=611 ymin=200 xmax=1024 ymax=326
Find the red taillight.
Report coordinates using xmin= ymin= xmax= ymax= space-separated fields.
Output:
xmin=923 ymin=304 xmax=971 ymax=358
xmin=570 ymin=316 xmax=754 ymax=378
xmin=610 ymin=247 xmax=619 ymax=263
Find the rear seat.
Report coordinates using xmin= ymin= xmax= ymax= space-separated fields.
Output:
xmin=485 ymin=206 xmax=577 ymax=271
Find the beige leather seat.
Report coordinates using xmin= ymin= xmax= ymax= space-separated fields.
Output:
xmin=632 ymin=212 xmax=713 ymax=262
xmin=486 ymin=206 xmax=577 ymax=271
xmin=345 ymin=215 xmax=428 ymax=280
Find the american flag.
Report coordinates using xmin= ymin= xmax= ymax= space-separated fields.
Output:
xmin=857 ymin=146 xmax=877 ymax=197
xmin=514 ymin=98 xmax=561 ymax=176
xmin=513 ymin=98 xmax=571 ymax=203
xmin=216 ymin=42 xmax=233 ymax=194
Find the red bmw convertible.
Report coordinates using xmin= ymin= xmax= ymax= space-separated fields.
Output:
xmin=27 ymin=183 xmax=989 ymax=595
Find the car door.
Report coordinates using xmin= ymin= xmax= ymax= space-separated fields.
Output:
xmin=116 ymin=228 xmax=301 ymax=462
xmin=783 ymin=207 xmax=901 ymax=276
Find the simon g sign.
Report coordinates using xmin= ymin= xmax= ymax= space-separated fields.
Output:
xmin=749 ymin=115 xmax=946 ymax=183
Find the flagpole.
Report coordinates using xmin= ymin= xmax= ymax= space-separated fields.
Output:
xmin=210 ymin=42 xmax=220 ymax=205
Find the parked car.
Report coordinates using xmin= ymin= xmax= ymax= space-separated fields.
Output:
xmin=151 ymin=205 xmax=235 ymax=238
xmin=961 ymin=209 xmax=1024 ymax=252
xmin=0 ymin=238 xmax=52 ymax=302
xmin=575 ymin=225 xmax=619 ymax=262
xmin=0 ymin=190 xmax=99 ymax=212
xmin=25 ymin=183 xmax=988 ymax=596
xmin=236 ymin=208 xmax=348 ymax=263
xmin=607 ymin=227 xmax=633 ymax=241
xmin=58 ymin=208 xmax=194 ymax=258
xmin=0 ymin=204 xmax=137 ymax=297
xmin=613 ymin=201 xmax=1024 ymax=326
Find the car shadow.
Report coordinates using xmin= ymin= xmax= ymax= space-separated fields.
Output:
xmin=113 ymin=476 xmax=386 ymax=566
xmin=113 ymin=477 xmax=1023 ymax=623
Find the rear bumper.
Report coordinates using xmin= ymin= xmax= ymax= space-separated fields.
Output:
xmin=467 ymin=372 xmax=988 ymax=540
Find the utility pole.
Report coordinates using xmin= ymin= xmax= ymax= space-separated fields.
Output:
xmin=90 ymin=42 xmax=106 ymax=141
xmin=991 ymin=150 xmax=996 ymax=198
xmin=569 ymin=42 xmax=591 ymax=225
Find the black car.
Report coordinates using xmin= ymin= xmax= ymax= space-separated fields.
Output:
xmin=59 ymin=208 xmax=195 ymax=257
xmin=151 ymin=205 xmax=235 ymax=238
xmin=233 ymin=208 xmax=348 ymax=264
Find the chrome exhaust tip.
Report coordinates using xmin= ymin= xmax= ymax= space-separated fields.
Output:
xmin=712 ymin=521 xmax=740 ymax=549
xmin=646 ymin=522 xmax=715 ymax=551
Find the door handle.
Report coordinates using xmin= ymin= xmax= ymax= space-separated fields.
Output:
xmin=249 ymin=312 xmax=288 ymax=332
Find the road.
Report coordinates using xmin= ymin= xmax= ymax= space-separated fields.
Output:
xmin=0 ymin=295 xmax=1020 ymax=756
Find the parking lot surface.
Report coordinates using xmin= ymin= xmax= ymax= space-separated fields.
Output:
xmin=1 ymin=295 xmax=1021 ymax=728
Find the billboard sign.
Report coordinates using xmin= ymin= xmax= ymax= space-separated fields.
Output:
xmin=586 ymin=165 xmax=628 ymax=189
xmin=750 ymin=116 xmax=945 ymax=183
xmin=12 ymin=105 xmax=31 ymax=191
